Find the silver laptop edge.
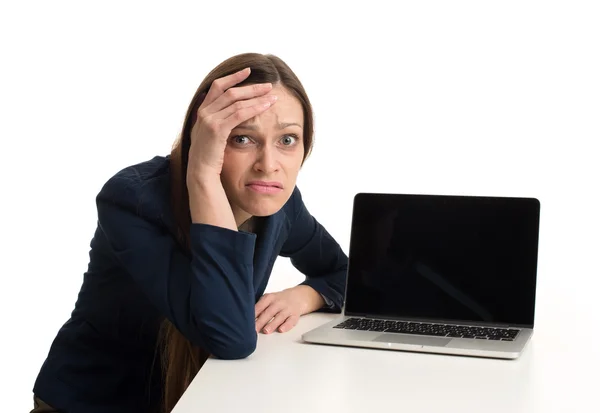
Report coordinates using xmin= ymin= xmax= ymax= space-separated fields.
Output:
xmin=302 ymin=315 xmax=533 ymax=359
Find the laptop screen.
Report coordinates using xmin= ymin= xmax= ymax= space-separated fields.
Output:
xmin=344 ymin=193 xmax=540 ymax=327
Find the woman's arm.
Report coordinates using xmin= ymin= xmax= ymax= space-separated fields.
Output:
xmin=188 ymin=177 xmax=238 ymax=231
xmin=279 ymin=187 xmax=349 ymax=312
xmin=96 ymin=173 xmax=257 ymax=359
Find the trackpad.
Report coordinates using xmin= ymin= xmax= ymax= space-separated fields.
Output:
xmin=373 ymin=334 xmax=452 ymax=347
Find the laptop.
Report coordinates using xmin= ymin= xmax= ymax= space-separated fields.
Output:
xmin=302 ymin=192 xmax=540 ymax=359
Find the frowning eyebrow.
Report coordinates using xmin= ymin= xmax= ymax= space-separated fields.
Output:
xmin=234 ymin=122 xmax=302 ymax=131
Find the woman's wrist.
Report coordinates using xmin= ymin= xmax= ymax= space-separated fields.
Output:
xmin=186 ymin=165 xmax=222 ymax=190
xmin=187 ymin=175 xmax=237 ymax=231
xmin=293 ymin=285 xmax=326 ymax=315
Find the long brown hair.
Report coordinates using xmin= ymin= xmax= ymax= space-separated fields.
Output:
xmin=161 ymin=53 xmax=315 ymax=412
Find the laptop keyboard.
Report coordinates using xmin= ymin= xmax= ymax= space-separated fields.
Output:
xmin=334 ymin=317 xmax=520 ymax=341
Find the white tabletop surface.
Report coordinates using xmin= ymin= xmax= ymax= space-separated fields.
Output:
xmin=172 ymin=308 xmax=599 ymax=413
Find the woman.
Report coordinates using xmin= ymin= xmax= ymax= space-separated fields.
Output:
xmin=31 ymin=53 xmax=348 ymax=413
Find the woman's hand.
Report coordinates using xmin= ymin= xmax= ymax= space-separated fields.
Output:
xmin=255 ymin=285 xmax=326 ymax=334
xmin=186 ymin=67 xmax=278 ymax=184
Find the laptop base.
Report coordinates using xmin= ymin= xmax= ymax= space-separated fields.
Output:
xmin=302 ymin=316 xmax=533 ymax=360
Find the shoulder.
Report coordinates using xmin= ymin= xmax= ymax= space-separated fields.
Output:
xmin=96 ymin=155 xmax=172 ymax=225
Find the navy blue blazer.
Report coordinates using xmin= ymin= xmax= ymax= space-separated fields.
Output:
xmin=33 ymin=155 xmax=348 ymax=413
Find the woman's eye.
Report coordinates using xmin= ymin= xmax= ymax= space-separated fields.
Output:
xmin=280 ymin=134 xmax=298 ymax=146
xmin=232 ymin=135 xmax=251 ymax=145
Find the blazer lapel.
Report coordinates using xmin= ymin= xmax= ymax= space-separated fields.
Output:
xmin=252 ymin=210 xmax=285 ymax=296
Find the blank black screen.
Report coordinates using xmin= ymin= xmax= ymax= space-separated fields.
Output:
xmin=344 ymin=193 xmax=540 ymax=327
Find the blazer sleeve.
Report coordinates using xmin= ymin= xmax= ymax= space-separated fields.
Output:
xmin=96 ymin=174 xmax=257 ymax=359
xmin=279 ymin=187 xmax=348 ymax=312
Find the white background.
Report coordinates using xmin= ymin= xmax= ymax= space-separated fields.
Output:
xmin=1 ymin=1 xmax=599 ymax=411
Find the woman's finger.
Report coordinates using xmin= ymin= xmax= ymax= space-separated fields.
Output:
xmin=255 ymin=301 xmax=283 ymax=333
xmin=220 ymin=98 xmax=277 ymax=132
xmin=213 ymin=93 xmax=277 ymax=121
xmin=255 ymin=293 xmax=274 ymax=319
xmin=277 ymin=314 xmax=300 ymax=333
xmin=203 ymin=82 xmax=273 ymax=116
xmin=263 ymin=311 xmax=292 ymax=334
xmin=202 ymin=67 xmax=251 ymax=107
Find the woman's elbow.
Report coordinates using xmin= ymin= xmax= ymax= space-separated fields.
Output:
xmin=186 ymin=311 xmax=258 ymax=359
xmin=210 ymin=337 xmax=257 ymax=359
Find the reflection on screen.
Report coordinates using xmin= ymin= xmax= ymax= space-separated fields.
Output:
xmin=345 ymin=194 xmax=539 ymax=327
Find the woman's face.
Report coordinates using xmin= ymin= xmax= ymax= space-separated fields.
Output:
xmin=220 ymin=84 xmax=305 ymax=226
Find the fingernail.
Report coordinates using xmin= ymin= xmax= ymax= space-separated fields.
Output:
xmin=268 ymin=95 xmax=278 ymax=101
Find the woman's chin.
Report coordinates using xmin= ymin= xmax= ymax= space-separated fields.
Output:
xmin=241 ymin=199 xmax=285 ymax=218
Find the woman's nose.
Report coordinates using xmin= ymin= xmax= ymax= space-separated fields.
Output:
xmin=253 ymin=146 xmax=279 ymax=174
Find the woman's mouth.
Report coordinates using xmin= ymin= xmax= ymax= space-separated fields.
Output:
xmin=246 ymin=181 xmax=284 ymax=194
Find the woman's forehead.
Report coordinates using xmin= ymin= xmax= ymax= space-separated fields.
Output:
xmin=237 ymin=86 xmax=304 ymax=130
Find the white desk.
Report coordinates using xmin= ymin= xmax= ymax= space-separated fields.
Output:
xmin=172 ymin=310 xmax=599 ymax=413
